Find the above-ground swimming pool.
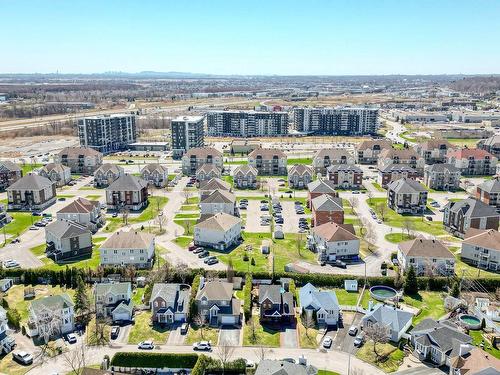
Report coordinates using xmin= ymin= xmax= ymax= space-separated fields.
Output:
xmin=370 ymin=285 xmax=398 ymax=302
xmin=459 ymin=314 xmax=482 ymax=330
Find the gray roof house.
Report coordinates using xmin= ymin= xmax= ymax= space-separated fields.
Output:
xmin=255 ymin=360 xmax=318 ymax=375
xmin=0 ymin=306 xmax=15 ymax=354
xmin=361 ymin=304 xmax=413 ymax=342
xmin=105 ymin=174 xmax=149 ymax=211
xmin=6 ymin=174 xmax=57 ymax=211
xmin=387 ymin=177 xmax=428 ymax=214
xmin=93 ymin=163 xmax=124 ymax=187
xmin=195 ymin=278 xmax=241 ymax=327
xmin=27 ymin=294 xmax=75 ymax=339
xmin=39 ymin=163 xmax=71 ymax=187
xmin=444 ymin=197 xmax=500 ymax=238
xmin=411 ymin=318 xmax=472 ymax=367
xmin=196 ymin=163 xmax=221 ymax=182
xmin=258 ymin=284 xmax=294 ymax=323
xmin=199 ymin=178 xmax=231 ymax=199
xmin=0 ymin=160 xmax=22 ymax=191
xmin=45 ymin=219 xmax=93 ymax=262
xmin=141 ymin=163 xmax=169 ymax=188
xmin=94 ymin=283 xmax=133 ymax=323
xmin=149 ymin=283 xmax=191 ymax=324
xmin=299 ymin=283 xmax=340 ymax=326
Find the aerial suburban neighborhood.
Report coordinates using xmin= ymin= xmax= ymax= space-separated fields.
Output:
xmin=0 ymin=1 xmax=499 ymax=375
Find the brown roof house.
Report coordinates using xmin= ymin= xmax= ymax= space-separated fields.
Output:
xmin=397 ymin=238 xmax=455 ymax=276
xmin=38 ymin=163 xmax=71 ymax=187
xmin=182 ymin=147 xmax=223 ymax=176
xmin=7 ymin=174 xmax=56 ymax=211
xmin=105 ymin=174 xmax=148 ymax=211
xmin=0 ymin=161 xmax=22 ymax=191
xmin=450 ymin=346 xmax=500 ymax=375
xmin=248 ymin=148 xmax=287 ymax=176
xmin=309 ymin=222 xmax=359 ymax=263
xmin=196 ymin=163 xmax=221 ymax=182
xmin=307 ymin=179 xmax=338 ymax=208
xmin=149 ymin=283 xmax=191 ymax=324
xmin=233 ymin=165 xmax=258 ymax=189
xmin=288 ymin=165 xmax=313 ymax=189
xmin=415 ymin=139 xmax=455 ymax=164
xmin=194 ymin=212 xmax=241 ymax=251
xmin=311 ymin=194 xmax=344 ymax=227
xmin=100 ymin=230 xmax=155 ymax=269
xmin=423 ymin=163 xmax=461 ymax=191
xmin=195 ymin=278 xmax=241 ymax=326
xmin=93 ymin=163 xmax=124 ymax=187
xmin=444 ymin=197 xmax=500 ymax=238
xmin=355 ymin=139 xmax=392 ymax=164
xmin=199 ymin=178 xmax=231 ymax=199
xmin=56 ymin=197 xmax=104 ymax=232
xmin=258 ymin=284 xmax=294 ymax=323
xmin=141 ymin=163 xmax=169 ymax=188
xmin=462 ymin=228 xmax=500 ymax=271
xmin=200 ymin=190 xmax=236 ymax=217
xmin=54 ymin=146 xmax=103 ymax=174
xmin=45 ymin=219 xmax=93 ymax=262
xmin=378 ymin=148 xmax=425 ymax=174
xmin=378 ymin=163 xmax=419 ymax=188
xmin=312 ymin=148 xmax=355 ymax=176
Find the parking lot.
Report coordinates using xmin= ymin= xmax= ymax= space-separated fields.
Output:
xmin=242 ymin=199 xmax=270 ymax=233
xmin=279 ymin=201 xmax=310 ymax=233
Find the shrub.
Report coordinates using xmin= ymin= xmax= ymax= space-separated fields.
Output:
xmin=110 ymin=352 xmax=198 ymax=369
xmin=7 ymin=308 xmax=21 ymax=330
xmin=243 ymin=273 xmax=252 ymax=321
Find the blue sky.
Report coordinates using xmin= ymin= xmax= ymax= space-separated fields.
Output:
xmin=1 ymin=0 xmax=499 ymax=75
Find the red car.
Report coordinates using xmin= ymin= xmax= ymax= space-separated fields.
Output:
xmin=188 ymin=243 xmax=196 ymax=251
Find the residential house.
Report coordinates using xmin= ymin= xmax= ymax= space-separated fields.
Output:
xmin=378 ymin=164 xmax=419 ymax=188
xmin=93 ymin=163 xmax=124 ymax=187
xmin=248 ymin=148 xmax=287 ymax=176
xmin=387 ymin=178 xmax=428 ymax=214
xmin=45 ymin=219 xmax=93 ymax=261
xmin=0 ymin=204 xmax=11 ymax=228
xmin=416 ymin=139 xmax=455 ymax=164
xmin=0 ymin=161 xmax=22 ymax=190
xmin=38 ymin=163 xmax=71 ymax=187
xmin=312 ymin=148 xmax=355 ymax=176
xmin=195 ymin=279 xmax=241 ymax=326
xmin=56 ymin=197 xmax=104 ymax=232
xmin=307 ymin=179 xmax=338 ymax=208
xmin=196 ymin=163 xmax=221 ymax=182
xmin=288 ymin=165 xmax=313 ymax=189
xmin=229 ymin=139 xmax=261 ymax=155
xmin=233 ymin=165 xmax=258 ymax=189
xmin=27 ymin=294 xmax=75 ymax=339
xmin=299 ymin=283 xmax=340 ymax=326
xmin=450 ymin=347 xmax=500 ymax=375
xmin=199 ymin=178 xmax=231 ymax=199
xmin=462 ymin=228 xmax=500 ymax=271
xmin=411 ymin=319 xmax=472 ymax=367
xmin=200 ymin=190 xmax=236 ymax=217
xmin=0 ymin=306 xmax=15 ymax=354
xmin=378 ymin=148 xmax=425 ymax=174
xmin=0 ymin=279 xmax=13 ymax=292
xmin=476 ymin=178 xmax=500 ymax=210
xmin=54 ymin=146 xmax=103 ymax=174
xmin=311 ymin=194 xmax=344 ymax=226
xmin=95 ymin=283 xmax=133 ymax=323
xmin=397 ymin=238 xmax=455 ymax=276
xmin=105 ymin=174 xmax=148 ymax=211
xmin=423 ymin=164 xmax=461 ymax=191
xmin=181 ymin=147 xmax=223 ymax=176
xmin=447 ymin=148 xmax=498 ymax=176
xmin=6 ymin=174 xmax=56 ymax=211
xmin=327 ymin=164 xmax=363 ymax=189
xmin=355 ymin=139 xmax=392 ymax=164
xmin=477 ymin=134 xmax=500 ymax=157
xmin=100 ymin=230 xmax=155 ymax=269
xmin=361 ymin=304 xmax=413 ymax=342
xmin=258 ymin=284 xmax=294 ymax=323
xmin=309 ymin=222 xmax=360 ymax=263
xmin=149 ymin=283 xmax=191 ymax=324
xmin=141 ymin=163 xmax=168 ymax=188
xmin=443 ymin=198 xmax=500 ymax=238
xmin=255 ymin=360 xmax=318 ymax=375
xmin=194 ymin=212 xmax=241 ymax=251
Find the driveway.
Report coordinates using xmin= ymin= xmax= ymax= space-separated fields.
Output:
xmin=110 ymin=324 xmax=131 ymax=345
xmin=331 ymin=311 xmax=362 ymax=353
xmin=218 ymin=326 xmax=241 ymax=346
xmin=281 ymin=325 xmax=298 ymax=348
xmin=166 ymin=324 xmax=187 ymax=346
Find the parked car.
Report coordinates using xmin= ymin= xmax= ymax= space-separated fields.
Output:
xmin=111 ymin=326 xmax=120 ymax=339
xmin=206 ymin=258 xmax=219 ymax=265
xmin=335 ymin=260 xmax=346 ymax=269
xmin=3 ymin=260 xmax=20 ymax=268
xmin=180 ymin=323 xmax=189 ymax=334
xmin=426 ymin=216 xmax=433 ymax=221
xmin=244 ymin=359 xmax=256 ymax=368
xmin=348 ymin=326 xmax=358 ymax=336
xmin=204 ymin=256 xmax=216 ymax=264
xmin=323 ymin=336 xmax=333 ymax=348
xmin=192 ymin=341 xmax=211 ymax=351
xmin=65 ymin=333 xmax=77 ymax=344
xmin=281 ymin=358 xmax=296 ymax=364
xmin=112 ymin=212 xmax=118 ymax=218
xmin=138 ymin=340 xmax=154 ymax=349
xmin=353 ymin=334 xmax=364 ymax=347
xmin=193 ymin=247 xmax=205 ymax=254
xmin=12 ymin=351 xmax=33 ymax=365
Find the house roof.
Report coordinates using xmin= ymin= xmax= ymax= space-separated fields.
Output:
xmin=314 ymin=148 xmax=352 ymax=160
xmin=248 ymin=148 xmax=286 ymax=159
xmin=195 ymin=212 xmax=241 ymax=231
xmin=31 ymin=293 xmax=74 ymax=311
xmin=45 ymin=219 xmax=90 ymax=239
xmin=463 ymin=228 xmax=500 ymax=251
xmin=307 ymin=179 xmax=337 ymax=194
xmin=311 ymin=194 xmax=343 ymax=212
xmin=7 ymin=174 xmax=54 ymax=191
xmin=419 ymin=139 xmax=454 ymax=150
xmin=289 ymin=164 xmax=313 ymax=176
xmin=379 ymin=148 xmax=419 ymax=160
xmin=255 ymin=360 xmax=317 ymax=375
xmin=58 ymin=146 xmax=102 ymax=158
xmin=149 ymin=283 xmax=181 ymax=303
xmin=387 ymin=178 xmax=427 ymax=193
xmin=233 ymin=164 xmax=258 ymax=176
xmin=40 ymin=163 xmax=70 ymax=174
xmin=412 ymin=319 xmax=472 ymax=354
xmin=196 ymin=280 xmax=233 ymax=301
xmin=258 ymin=285 xmax=283 ymax=304
xmin=356 ymin=139 xmax=392 ymax=151
xmin=94 ymin=163 xmax=123 ymax=175
xmin=184 ymin=147 xmax=222 ymax=158
xmin=447 ymin=148 xmax=495 ymax=159
xmin=363 ymin=304 xmax=413 ymax=334
xmin=481 ymin=135 xmax=500 ymax=147
xmin=95 ymin=282 xmax=131 ymax=297
xmin=200 ymin=189 xmax=236 ymax=204
xmin=196 ymin=163 xmax=221 ymax=174
xmin=380 ymin=163 xmax=416 ymax=173
xmin=451 ymin=347 xmax=500 ymax=375
xmin=141 ymin=163 xmax=168 ymax=174
xmin=57 ymin=197 xmax=99 ymax=214
xmin=101 ymin=230 xmax=154 ymax=249
xmin=199 ymin=178 xmax=231 ymax=191
xmin=327 ymin=164 xmax=362 ymax=173
xmin=113 ymin=300 xmax=133 ymax=314
xmin=398 ymin=238 xmax=454 ymax=259
xmin=478 ymin=178 xmax=500 ymax=194
xmin=0 ymin=160 xmax=21 ymax=173
xmin=445 ymin=198 xmax=499 ymax=218
xmin=299 ymin=283 xmax=339 ymax=310
xmin=425 ymin=163 xmax=460 ymax=173
xmin=107 ymin=174 xmax=148 ymax=191
xmin=312 ymin=222 xmax=357 ymax=242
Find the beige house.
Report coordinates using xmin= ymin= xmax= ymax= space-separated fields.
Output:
xmin=195 ymin=279 xmax=241 ymax=326
xmin=141 ymin=163 xmax=169 ymax=187
xmin=149 ymin=283 xmax=191 ymax=324
xmin=105 ymin=174 xmax=149 ymax=211
xmin=100 ymin=230 xmax=155 ymax=269
xmin=398 ymin=238 xmax=455 ymax=276
xmin=194 ymin=212 xmax=241 ymax=251
xmin=93 ymin=163 xmax=124 ymax=187
xmin=56 ymin=197 xmax=104 ymax=232
xmin=39 ymin=163 xmax=71 ymax=187
xmin=355 ymin=139 xmax=392 ymax=164
xmin=54 ymin=146 xmax=103 ymax=174
xmin=313 ymin=149 xmax=355 ymax=175
xmin=248 ymin=148 xmax=287 ymax=176
xmin=196 ymin=163 xmax=221 ymax=182
xmin=200 ymin=190 xmax=237 ymax=217
xmin=288 ymin=165 xmax=313 ymax=189
xmin=182 ymin=147 xmax=223 ymax=176
xmin=7 ymin=174 xmax=56 ymax=211
xmin=462 ymin=228 xmax=500 ymax=271
xmin=94 ymin=283 xmax=133 ymax=323
xmin=233 ymin=165 xmax=258 ymax=189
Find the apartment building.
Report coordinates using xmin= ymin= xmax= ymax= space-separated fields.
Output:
xmin=327 ymin=164 xmax=363 ymax=189
xmin=181 ymin=147 xmax=223 ymax=176
xmin=378 ymin=164 xmax=419 ymax=188
xmin=78 ymin=114 xmax=136 ymax=154
xmin=378 ymin=148 xmax=425 ymax=174
xmin=288 ymin=165 xmax=313 ymax=189
xmin=248 ymin=148 xmax=287 ymax=176
xmin=105 ymin=174 xmax=149 ymax=211
xmin=0 ymin=161 xmax=22 ymax=191
xmin=171 ymin=115 xmax=205 ymax=159
xmin=397 ymin=238 xmax=455 ymax=276
xmin=355 ymin=139 xmax=392 ymax=164
xmin=207 ymin=110 xmax=288 ymax=137
xmin=293 ymin=107 xmax=378 ymax=135
xmin=7 ymin=174 xmax=56 ymax=211
xmin=462 ymin=228 xmax=500 ymax=271
xmin=38 ymin=163 xmax=71 ymax=187
xmin=476 ymin=178 xmax=500 ymax=210
xmin=100 ymin=230 xmax=155 ymax=269
xmin=423 ymin=163 xmax=461 ymax=191
xmin=478 ymin=134 xmax=500 ymax=157
xmin=387 ymin=178 xmax=428 ymax=214
xmin=312 ymin=148 xmax=355 ymax=175
xmin=415 ymin=139 xmax=455 ymax=164
xmin=447 ymin=148 xmax=497 ymax=176
xmin=443 ymin=198 xmax=500 ymax=238
xmin=54 ymin=147 xmax=103 ymax=174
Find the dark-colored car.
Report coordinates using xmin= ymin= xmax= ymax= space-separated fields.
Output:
xmin=111 ymin=326 xmax=120 ymax=339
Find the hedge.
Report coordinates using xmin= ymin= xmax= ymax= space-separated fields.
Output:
xmin=243 ymin=274 xmax=252 ymax=321
xmin=110 ymin=352 xmax=198 ymax=369
xmin=192 ymin=355 xmax=246 ymax=375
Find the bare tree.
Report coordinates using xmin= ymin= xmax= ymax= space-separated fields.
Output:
xmin=193 ymin=313 xmax=207 ymax=340
xmin=255 ymin=345 xmax=270 ymax=362
xmin=183 ymin=187 xmax=192 ymax=203
xmin=302 ymin=313 xmax=315 ymax=339
xmin=403 ymin=219 xmax=415 ymax=238
xmin=155 ymin=213 xmax=167 ymax=233
xmin=184 ymin=219 xmax=192 ymax=236
xmin=364 ymin=323 xmax=390 ymax=362
xmin=349 ymin=196 xmax=359 ymax=211
xmin=61 ymin=342 xmax=87 ymax=375
xmin=226 ymin=257 xmax=235 ymax=283
xmin=120 ymin=207 xmax=129 ymax=225
xmin=375 ymin=203 xmax=387 ymax=222
xmin=365 ymin=222 xmax=378 ymax=251
xmin=367 ymin=190 xmax=374 ymax=204
xmin=215 ymin=342 xmax=235 ymax=375
xmin=296 ymin=232 xmax=304 ymax=256
xmin=175 ymin=262 xmax=190 ymax=284
xmin=248 ymin=317 xmax=257 ymax=343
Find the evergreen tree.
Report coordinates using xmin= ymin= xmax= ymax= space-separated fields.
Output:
xmin=74 ymin=275 xmax=91 ymax=325
xmin=450 ymin=280 xmax=460 ymax=298
xmin=404 ymin=265 xmax=418 ymax=295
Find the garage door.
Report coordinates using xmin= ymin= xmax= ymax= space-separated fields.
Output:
xmin=113 ymin=312 xmax=130 ymax=322
xmin=221 ymin=315 xmax=236 ymax=325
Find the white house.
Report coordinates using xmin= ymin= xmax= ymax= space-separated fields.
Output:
xmin=100 ymin=230 xmax=155 ymax=269
xmin=0 ymin=307 xmax=15 ymax=354
xmin=361 ymin=304 xmax=413 ymax=342
xmin=194 ymin=213 xmax=241 ymax=251
xmin=397 ymin=238 xmax=455 ymax=276
xmin=199 ymin=190 xmax=236 ymax=217
xmin=56 ymin=197 xmax=105 ymax=232
xmin=141 ymin=163 xmax=169 ymax=188
xmin=38 ymin=163 xmax=71 ymax=187
xmin=310 ymin=222 xmax=360 ymax=263
xmin=27 ymin=294 xmax=75 ymax=340
xmin=299 ymin=283 xmax=340 ymax=326
xmin=462 ymin=228 xmax=500 ymax=271
xmin=94 ymin=282 xmax=133 ymax=323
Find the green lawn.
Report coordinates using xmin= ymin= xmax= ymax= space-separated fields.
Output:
xmin=243 ymin=318 xmax=280 ymax=347
xmin=174 ymin=236 xmax=194 ymax=249
xmin=86 ymin=317 xmax=111 ymax=346
xmin=331 ymin=289 xmax=361 ymax=306
xmin=174 ymin=213 xmax=200 ymax=219
xmin=21 ymin=163 xmax=42 ymax=175
xmin=288 ymin=158 xmax=313 ymax=165
xmin=446 ymin=138 xmax=482 ymax=148
xmin=372 ymin=182 xmax=385 ymax=192
xmin=132 ymin=287 xmax=145 ymax=305
xmin=356 ymin=341 xmax=405 ymax=373
xmin=30 ymin=243 xmax=46 ymax=256
xmin=2 ymin=212 xmax=40 ymax=237
xmin=40 ymin=239 xmax=105 ymax=271
xmin=297 ymin=317 xmax=319 ymax=349
xmin=367 ymin=198 xmax=447 ymax=236
xmin=384 ymin=233 xmax=415 ymax=244
xmin=318 ymin=371 xmax=341 ymax=375
xmin=85 ymin=194 xmax=102 ymax=200
xmin=186 ymin=324 xmax=219 ymax=344
xmin=174 ymin=219 xmax=196 ymax=236
xmin=186 ymin=196 xmax=200 ymax=204
xmin=469 ymin=330 xmax=500 ymax=359
xmin=56 ymin=194 xmax=75 ymax=198
xmin=401 ymin=291 xmax=446 ymax=324
xmin=128 ymin=312 xmax=170 ymax=344
xmin=180 ymin=204 xmax=199 ymax=211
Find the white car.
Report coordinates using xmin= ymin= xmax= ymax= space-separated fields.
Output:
xmin=348 ymin=326 xmax=358 ymax=336
xmin=13 ymin=351 xmax=33 ymax=365
xmin=244 ymin=359 xmax=255 ymax=368
xmin=353 ymin=334 xmax=364 ymax=347
xmin=322 ymin=336 xmax=333 ymax=348
xmin=192 ymin=341 xmax=211 ymax=351
xmin=137 ymin=340 xmax=154 ymax=349
xmin=3 ymin=260 xmax=19 ymax=268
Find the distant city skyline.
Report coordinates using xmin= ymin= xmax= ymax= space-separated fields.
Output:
xmin=1 ymin=0 xmax=499 ymax=75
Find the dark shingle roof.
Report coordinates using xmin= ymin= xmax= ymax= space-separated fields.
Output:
xmin=107 ymin=174 xmax=148 ymax=191
xmin=7 ymin=174 xmax=53 ymax=191
xmin=446 ymin=198 xmax=499 ymax=218
xmin=45 ymin=219 xmax=90 ymax=239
